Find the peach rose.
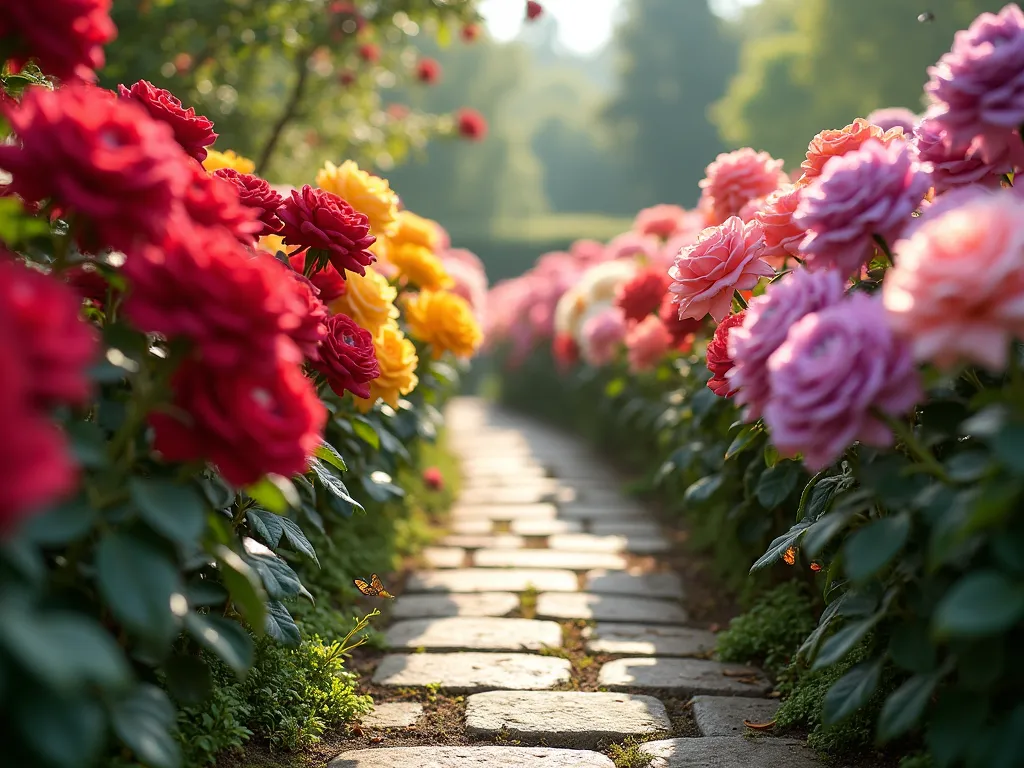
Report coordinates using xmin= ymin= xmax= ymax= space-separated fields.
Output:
xmin=798 ymin=118 xmax=906 ymax=186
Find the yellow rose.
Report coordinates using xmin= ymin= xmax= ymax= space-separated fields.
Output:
xmin=389 ymin=242 xmax=453 ymax=291
xmin=369 ymin=234 xmax=391 ymax=264
xmin=202 ymin=149 xmax=256 ymax=174
xmin=317 ymin=160 xmax=399 ymax=238
xmin=330 ymin=267 xmax=399 ymax=335
xmin=355 ymin=321 xmax=419 ymax=411
xmin=405 ymin=290 xmax=483 ymax=360
xmin=391 ymin=210 xmax=440 ymax=251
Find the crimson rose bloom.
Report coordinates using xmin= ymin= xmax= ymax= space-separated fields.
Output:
xmin=278 ymin=185 xmax=376 ymax=278
xmin=456 ymin=108 xmax=488 ymax=141
xmin=526 ymin=1 xmax=544 ymax=20
xmin=416 ymin=58 xmax=442 ymax=84
xmin=0 ymin=85 xmax=189 ymax=252
xmin=423 ymin=467 xmax=444 ymax=490
xmin=123 ymin=224 xmax=298 ymax=369
xmin=118 ymin=80 xmax=217 ymax=162
xmin=288 ymin=253 xmax=346 ymax=302
xmin=616 ymin=267 xmax=671 ymax=322
xmin=1 ymin=0 xmax=116 ymax=83
xmin=151 ymin=345 xmax=326 ymax=487
xmin=214 ymin=168 xmax=284 ymax=237
xmin=552 ymin=331 xmax=579 ymax=370
xmin=279 ymin=265 xmax=328 ymax=361
xmin=312 ymin=313 xmax=380 ymax=399
xmin=64 ymin=262 xmax=111 ymax=306
xmin=182 ymin=165 xmax=262 ymax=243
xmin=706 ymin=311 xmax=746 ymax=398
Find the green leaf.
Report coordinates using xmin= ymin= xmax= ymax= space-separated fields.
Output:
xmin=264 ymin=600 xmax=301 ymax=647
xmin=310 ymin=457 xmax=364 ymax=513
xmin=803 ymin=510 xmax=854 ymax=558
xmin=164 ymin=655 xmax=212 ymax=706
xmin=843 ymin=513 xmax=911 ymax=582
xmin=185 ymin=614 xmax=254 ymax=676
xmin=16 ymin=695 xmax=106 ymax=768
xmin=95 ymin=532 xmax=182 ymax=643
xmin=110 ymin=684 xmax=182 ymax=768
xmin=725 ymin=424 xmax=761 ymax=460
xmin=823 ymin=658 xmax=883 ymax=724
xmin=889 ymin=621 xmax=937 ymax=674
xmin=878 ymin=673 xmax=940 ymax=742
xmin=247 ymin=508 xmax=285 ymax=548
xmin=933 ymin=570 xmax=1024 ymax=638
xmin=683 ymin=473 xmax=723 ymax=506
xmin=926 ymin=690 xmax=989 ymax=768
xmin=0 ymin=196 xmax=51 ymax=246
xmin=750 ymin=519 xmax=813 ymax=572
xmin=764 ymin=442 xmax=780 ymax=468
xmin=245 ymin=551 xmax=312 ymax=602
xmin=799 ymin=594 xmax=847 ymax=661
xmin=22 ymin=497 xmax=96 ymax=546
xmin=755 ymin=461 xmax=802 ymax=508
xmin=361 ymin=472 xmax=405 ymax=502
xmin=279 ymin=517 xmax=319 ymax=566
xmin=351 ymin=416 xmax=381 ymax=449
xmin=990 ymin=423 xmax=1024 ymax=473
xmin=131 ymin=477 xmax=207 ymax=545
xmin=813 ymin=617 xmax=876 ymax=670
xmin=215 ymin=547 xmax=267 ymax=631
xmin=314 ymin=441 xmax=348 ymax=471
xmin=245 ymin=474 xmax=299 ymax=514
xmin=66 ymin=420 xmax=109 ymax=469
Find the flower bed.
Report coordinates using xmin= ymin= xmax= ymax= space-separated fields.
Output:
xmin=0 ymin=4 xmax=490 ymax=767
xmin=487 ymin=6 xmax=1024 ymax=767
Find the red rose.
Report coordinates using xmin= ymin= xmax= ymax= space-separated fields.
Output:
xmin=526 ymin=1 xmax=544 ymax=20
xmin=616 ymin=268 xmax=671 ymax=323
xmin=151 ymin=345 xmax=326 ymax=487
xmin=117 ymin=80 xmax=217 ymax=162
xmin=123 ymin=224 xmax=296 ymax=369
xmin=214 ymin=168 xmax=284 ymax=237
xmin=0 ymin=85 xmax=190 ymax=253
xmin=64 ymin=261 xmax=111 ymax=306
xmin=416 ymin=58 xmax=441 ymax=84
xmin=456 ymin=108 xmax=488 ymax=141
xmin=658 ymin=293 xmax=703 ymax=345
xmin=288 ymin=253 xmax=346 ymax=303
xmin=706 ymin=311 xmax=746 ymax=398
xmin=552 ymin=332 xmax=579 ymax=370
xmin=2 ymin=258 xmax=97 ymax=407
xmin=278 ymin=185 xmax=376 ymax=278
xmin=182 ymin=165 xmax=262 ymax=243
xmin=339 ymin=70 xmax=356 ymax=87
xmin=461 ymin=24 xmax=480 ymax=42
xmin=0 ymin=0 xmax=116 ymax=83
xmin=277 ymin=263 xmax=328 ymax=361
xmin=422 ymin=467 xmax=444 ymax=491
xmin=312 ymin=313 xmax=380 ymax=399
xmin=358 ymin=43 xmax=380 ymax=63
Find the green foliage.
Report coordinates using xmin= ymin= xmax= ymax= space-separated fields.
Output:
xmin=716 ymin=582 xmax=816 ymax=677
xmin=176 ymin=677 xmax=252 ymax=768
xmin=608 ymin=737 xmax=654 ymax=768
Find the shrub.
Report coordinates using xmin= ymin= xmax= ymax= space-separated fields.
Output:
xmin=716 ymin=582 xmax=816 ymax=677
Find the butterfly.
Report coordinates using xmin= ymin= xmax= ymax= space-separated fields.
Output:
xmin=353 ymin=573 xmax=395 ymax=599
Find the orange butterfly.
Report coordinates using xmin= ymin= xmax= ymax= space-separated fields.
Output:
xmin=353 ymin=573 xmax=395 ymax=599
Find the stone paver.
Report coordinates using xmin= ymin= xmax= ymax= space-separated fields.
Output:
xmin=558 ymin=503 xmax=650 ymax=522
xmin=509 ymin=518 xmax=583 ymax=535
xmin=371 ymin=652 xmax=572 ymax=692
xmin=449 ymin=519 xmax=494 ymax=535
xmin=406 ymin=568 xmax=578 ymax=593
xmin=329 ymin=746 xmax=615 ymax=768
xmin=599 ymin=658 xmax=772 ymax=697
xmin=583 ymin=623 xmax=717 ymax=657
xmin=585 ymin=569 xmax=685 ymax=600
xmin=548 ymin=533 xmax=670 ymax=555
xmin=439 ymin=534 xmax=524 ymax=550
xmin=463 ymin=466 xmax=548 ymax=483
xmin=536 ymin=593 xmax=688 ymax=624
xmin=640 ymin=737 xmax=822 ymax=768
xmin=422 ymin=546 xmax=466 ymax=568
xmin=361 ymin=702 xmax=423 ymax=729
xmin=591 ymin=521 xmax=665 ymax=537
xmin=385 ymin=617 xmax=562 ymax=652
xmin=474 ymin=548 xmax=628 ymax=571
xmin=391 ymin=592 xmax=520 ymax=620
xmin=464 ymin=691 xmax=670 ymax=748
xmin=692 ymin=695 xmax=781 ymax=736
xmin=451 ymin=503 xmax=558 ymax=522
xmin=459 ymin=487 xmax=557 ymax=505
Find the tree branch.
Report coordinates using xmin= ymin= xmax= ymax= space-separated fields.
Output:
xmin=255 ymin=48 xmax=312 ymax=176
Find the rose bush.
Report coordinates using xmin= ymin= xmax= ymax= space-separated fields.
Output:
xmin=485 ymin=7 xmax=1024 ymax=766
xmin=0 ymin=9 xmax=485 ymax=767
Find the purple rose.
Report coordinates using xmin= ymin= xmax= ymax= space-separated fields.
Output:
xmin=763 ymin=292 xmax=922 ymax=471
xmin=728 ymin=268 xmax=846 ymax=421
xmin=925 ymin=4 xmax=1024 ymax=163
xmin=796 ymin=139 xmax=931 ymax=276
xmin=911 ymin=114 xmax=1024 ymax=193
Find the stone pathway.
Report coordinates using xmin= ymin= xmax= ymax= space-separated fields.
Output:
xmin=330 ymin=397 xmax=825 ymax=767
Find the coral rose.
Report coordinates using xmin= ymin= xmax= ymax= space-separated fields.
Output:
xmin=911 ymin=115 xmax=1024 ymax=193
xmin=729 ymin=268 xmax=845 ymax=421
xmin=1 ymin=0 xmax=115 ymax=83
xmin=668 ymin=217 xmax=774 ymax=322
xmin=389 ymin=242 xmax=454 ymax=290
xmin=151 ymin=345 xmax=326 ymax=487
xmin=330 ymin=267 xmax=399 ymax=334
xmin=214 ymin=168 xmax=284 ymax=237
xmin=456 ymin=108 xmax=488 ymax=141
xmin=317 ymin=160 xmax=399 ymax=237
xmin=0 ymin=84 xmax=189 ymax=252
xmin=796 ymin=139 xmax=931 ymax=276
xmin=202 ymin=148 xmax=255 ymax=174
xmin=579 ymin=304 xmax=627 ymax=367
xmin=925 ymin=4 xmax=1024 ymax=164
xmin=616 ymin=267 xmax=671 ymax=322
xmin=182 ymin=165 xmax=262 ymax=243
xmin=798 ymin=118 xmax=906 ymax=185
xmin=755 ymin=184 xmax=806 ymax=266
xmin=313 ymin=313 xmax=380 ymax=398
xmin=405 ymin=290 xmax=483 ymax=359
xmin=706 ymin=311 xmax=746 ymax=397
xmin=118 ymin=80 xmax=217 ymax=162
xmin=355 ymin=322 xmax=419 ymax=410
xmin=278 ymin=185 xmax=376 ymax=278
xmin=884 ymin=189 xmax=1024 ymax=371
xmin=633 ymin=204 xmax=688 ymax=240
xmin=763 ymin=292 xmax=921 ymax=471
xmin=626 ymin=315 xmax=673 ymax=373
xmin=698 ymin=148 xmax=788 ymax=225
